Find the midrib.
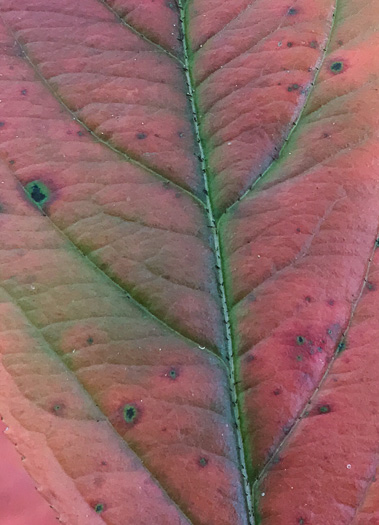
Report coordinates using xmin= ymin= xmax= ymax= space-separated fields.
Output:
xmin=176 ymin=1 xmax=255 ymax=523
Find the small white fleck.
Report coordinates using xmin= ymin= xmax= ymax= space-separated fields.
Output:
xmin=198 ymin=345 xmax=205 ymax=349
xmin=347 ymin=464 xmax=352 ymax=469
xmin=227 ymin=142 xmax=232 ymax=146
xmin=261 ymin=492 xmax=265 ymax=497
xmin=257 ymin=255 xmax=261 ymax=258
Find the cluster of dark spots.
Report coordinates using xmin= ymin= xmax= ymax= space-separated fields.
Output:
xmin=318 ymin=404 xmax=331 ymax=414
xmin=94 ymin=503 xmax=105 ymax=514
xmin=288 ymin=83 xmax=300 ymax=92
xmin=330 ymin=61 xmax=344 ymax=74
xmin=136 ymin=132 xmax=147 ymax=140
xmin=198 ymin=457 xmax=208 ymax=467
xmin=25 ymin=180 xmax=50 ymax=206
xmin=309 ymin=40 xmax=318 ymax=49
xmin=21 ymin=89 xmax=27 ymax=96
xmin=123 ymin=403 xmax=139 ymax=424
xmin=287 ymin=7 xmax=297 ymax=15
xmin=273 ymin=388 xmax=281 ymax=396
xmin=87 ymin=336 xmax=94 ymax=345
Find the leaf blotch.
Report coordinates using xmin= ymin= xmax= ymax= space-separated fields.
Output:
xmin=123 ymin=403 xmax=139 ymax=424
xmin=273 ymin=388 xmax=281 ymax=396
xmin=288 ymin=84 xmax=300 ymax=92
xmin=330 ymin=61 xmax=344 ymax=74
xmin=94 ymin=503 xmax=105 ymax=514
xmin=318 ymin=404 xmax=331 ymax=415
xmin=287 ymin=7 xmax=297 ymax=15
xmin=137 ymin=132 xmax=147 ymax=140
xmin=198 ymin=457 xmax=208 ymax=468
xmin=87 ymin=336 xmax=94 ymax=345
xmin=296 ymin=335 xmax=305 ymax=346
xmin=166 ymin=367 xmax=179 ymax=380
xmin=25 ymin=181 xmax=50 ymax=207
xmin=52 ymin=402 xmax=65 ymax=416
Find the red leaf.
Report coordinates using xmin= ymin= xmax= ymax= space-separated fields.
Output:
xmin=0 ymin=0 xmax=376 ymax=524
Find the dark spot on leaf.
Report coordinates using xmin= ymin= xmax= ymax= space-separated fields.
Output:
xmin=178 ymin=131 xmax=185 ymax=138
xmin=87 ymin=336 xmax=94 ymax=345
xmin=287 ymin=42 xmax=293 ymax=47
xmin=367 ymin=282 xmax=376 ymax=291
xmin=328 ymin=299 xmax=335 ymax=306
xmin=376 ymin=238 xmax=379 ymax=247
xmin=299 ymin=519 xmax=305 ymax=525
xmin=309 ymin=41 xmax=318 ymax=48
xmin=318 ymin=404 xmax=331 ymax=414
xmin=94 ymin=503 xmax=105 ymax=513
xmin=25 ymin=181 xmax=50 ymax=206
xmin=77 ymin=131 xmax=84 ymax=136
xmin=330 ymin=61 xmax=344 ymax=74
xmin=288 ymin=7 xmax=297 ymax=15
xmin=323 ymin=132 xmax=330 ymax=138
xmin=296 ymin=227 xmax=301 ymax=233
xmin=167 ymin=367 xmax=178 ymax=380
xmin=137 ymin=132 xmax=147 ymax=140
xmin=296 ymin=335 xmax=305 ymax=345
xmin=21 ymin=89 xmax=27 ymax=95
xmin=337 ymin=340 xmax=346 ymax=353
xmin=337 ymin=40 xmax=343 ymax=46
xmin=52 ymin=402 xmax=65 ymax=416
xmin=296 ymin=355 xmax=303 ymax=361
xmin=288 ymin=83 xmax=300 ymax=92
xmin=245 ymin=353 xmax=255 ymax=363
xmin=199 ymin=457 xmax=208 ymax=467
xmin=0 ymin=122 xmax=5 ymax=127
xmin=123 ymin=403 xmax=138 ymax=424
xmin=273 ymin=388 xmax=281 ymax=396
xmin=305 ymin=296 xmax=311 ymax=303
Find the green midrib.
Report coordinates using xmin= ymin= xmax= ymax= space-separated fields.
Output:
xmin=177 ymin=1 xmax=255 ymax=523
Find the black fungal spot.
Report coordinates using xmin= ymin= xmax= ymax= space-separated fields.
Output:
xmin=296 ymin=355 xmax=303 ymax=361
xmin=330 ymin=61 xmax=344 ymax=74
xmin=273 ymin=388 xmax=281 ymax=396
xmin=9 ymin=159 xmax=15 ymax=165
xmin=25 ymin=181 xmax=50 ymax=206
xmin=137 ymin=132 xmax=147 ymax=140
xmin=337 ymin=340 xmax=346 ymax=353
xmin=298 ymin=519 xmax=305 ymax=525
xmin=94 ymin=503 xmax=105 ymax=513
xmin=21 ymin=89 xmax=27 ymax=95
xmin=296 ymin=227 xmax=301 ymax=233
xmin=367 ymin=282 xmax=376 ymax=291
xmin=123 ymin=403 xmax=138 ymax=424
xmin=288 ymin=7 xmax=297 ymax=15
xmin=305 ymin=296 xmax=311 ymax=303
xmin=87 ymin=336 xmax=94 ymax=345
xmin=323 ymin=132 xmax=330 ymax=138
xmin=296 ymin=335 xmax=305 ymax=345
xmin=318 ymin=404 xmax=331 ymax=414
xmin=52 ymin=402 xmax=65 ymax=416
xmin=198 ymin=457 xmax=208 ymax=467
xmin=309 ymin=40 xmax=318 ymax=48
xmin=77 ymin=131 xmax=84 ymax=136
xmin=328 ymin=299 xmax=335 ymax=306
xmin=287 ymin=83 xmax=300 ymax=92
xmin=167 ymin=367 xmax=178 ymax=380
xmin=287 ymin=42 xmax=293 ymax=47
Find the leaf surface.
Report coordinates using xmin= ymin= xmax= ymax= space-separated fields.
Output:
xmin=0 ymin=0 xmax=377 ymax=524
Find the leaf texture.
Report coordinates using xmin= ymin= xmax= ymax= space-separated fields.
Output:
xmin=0 ymin=0 xmax=377 ymax=524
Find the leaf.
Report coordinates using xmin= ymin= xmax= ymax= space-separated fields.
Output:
xmin=0 ymin=0 xmax=376 ymax=524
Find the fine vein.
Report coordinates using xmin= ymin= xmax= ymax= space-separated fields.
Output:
xmin=176 ymin=1 xmax=254 ymax=522
xmin=222 ymin=0 xmax=339 ymax=219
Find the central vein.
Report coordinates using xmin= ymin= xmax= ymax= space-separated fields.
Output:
xmin=176 ymin=1 xmax=254 ymax=522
